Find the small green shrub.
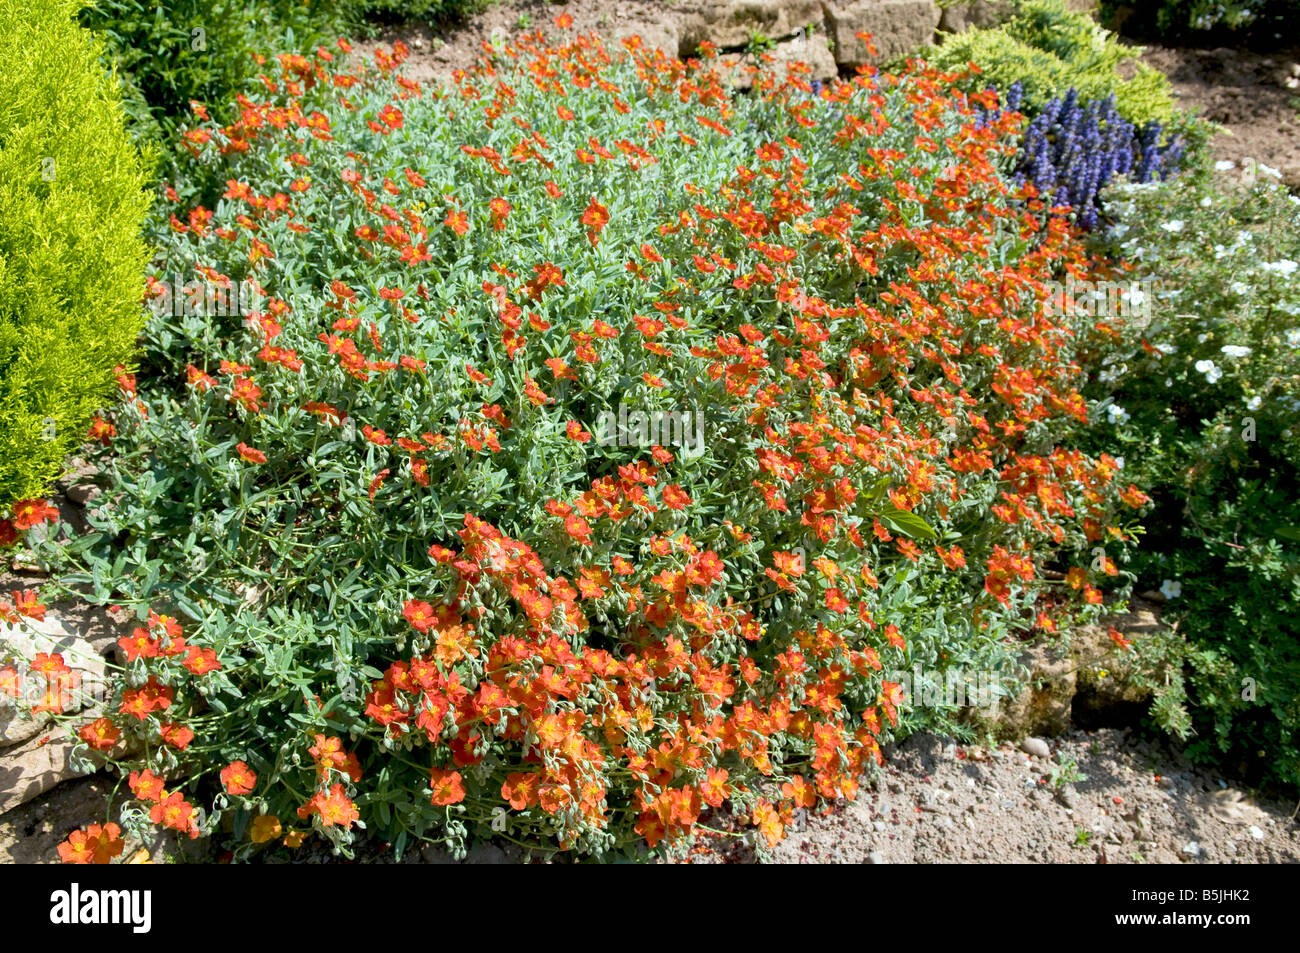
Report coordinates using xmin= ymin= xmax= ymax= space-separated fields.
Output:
xmin=1085 ymin=165 xmax=1300 ymax=791
xmin=0 ymin=0 xmax=151 ymax=508
xmin=929 ymin=0 xmax=1176 ymax=127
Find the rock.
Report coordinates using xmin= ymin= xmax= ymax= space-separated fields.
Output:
xmin=822 ymin=0 xmax=942 ymax=67
xmin=1249 ymin=825 xmax=1265 ymax=840
xmin=677 ymin=0 xmax=824 ymax=54
xmin=66 ymin=484 xmax=101 ymax=507
xmin=1055 ymin=786 xmax=1079 ymax=809
xmin=1072 ymin=606 xmax=1167 ymax=721
xmin=1 ymin=611 xmax=108 ymax=750
xmin=0 ymin=733 xmax=88 ymax=815
xmin=714 ymin=29 xmax=838 ymax=89
xmin=865 ymin=850 xmax=885 ymax=864
xmin=987 ymin=640 xmax=1075 ymax=737
xmin=614 ymin=20 xmax=681 ymax=58
xmin=1020 ymin=737 xmax=1051 ymax=759
xmin=1182 ymin=840 xmax=1203 ymax=858
xmin=938 ymin=0 xmax=1011 ymax=33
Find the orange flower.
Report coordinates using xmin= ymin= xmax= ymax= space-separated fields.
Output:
xmin=78 ymin=717 xmax=120 ymax=751
xmin=580 ymin=196 xmax=610 ymax=246
xmin=57 ymin=823 xmax=124 ymax=865
xmin=249 ymin=814 xmax=282 ymax=843
xmin=429 ymin=768 xmax=466 ymax=805
xmin=302 ymin=783 xmax=359 ymax=828
xmin=129 ymin=769 xmax=167 ymax=802
xmin=236 ymin=442 xmax=267 ymax=464
xmin=159 ymin=722 xmax=195 ymax=751
xmin=150 ymin=791 xmax=200 ymax=838
xmin=661 ymin=484 xmax=692 ymax=510
xmin=752 ymin=800 xmax=784 ymax=847
xmin=221 ymin=760 xmax=258 ymax=795
xmin=403 ymin=599 xmax=435 ymax=632
xmin=10 ymin=499 xmax=58 ymax=531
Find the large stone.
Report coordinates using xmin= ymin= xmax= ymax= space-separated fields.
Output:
xmin=1 ymin=612 xmax=109 ymax=749
xmin=938 ymin=0 xmax=1012 ymax=33
xmin=0 ymin=732 xmax=87 ymax=815
xmin=822 ymin=0 xmax=942 ymax=66
xmin=1072 ymin=604 xmax=1164 ymax=719
xmin=614 ymin=19 xmax=681 ymax=59
xmin=715 ymin=28 xmax=839 ymax=88
xmin=986 ymin=639 xmax=1076 ymax=737
xmin=677 ymin=0 xmax=825 ymax=54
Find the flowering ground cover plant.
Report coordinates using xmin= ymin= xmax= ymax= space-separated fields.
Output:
xmin=2 ymin=25 xmax=1153 ymax=860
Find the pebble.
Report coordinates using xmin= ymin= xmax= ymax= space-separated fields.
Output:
xmin=1183 ymin=840 xmax=1203 ymax=858
xmin=1020 ymin=737 xmax=1051 ymax=759
xmin=1249 ymin=826 xmax=1265 ymax=841
xmin=865 ymin=851 xmax=885 ymax=864
xmin=67 ymin=484 xmax=101 ymax=506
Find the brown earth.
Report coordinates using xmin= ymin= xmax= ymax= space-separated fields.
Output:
xmin=1137 ymin=43 xmax=1300 ymax=188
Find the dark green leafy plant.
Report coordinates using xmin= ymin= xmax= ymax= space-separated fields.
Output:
xmin=1085 ymin=165 xmax=1300 ymax=791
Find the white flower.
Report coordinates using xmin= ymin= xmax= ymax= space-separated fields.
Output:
xmin=1114 ymin=456 xmax=1125 ymax=469
xmin=1258 ymin=162 xmax=1283 ymax=180
xmin=1262 ymin=259 xmax=1298 ymax=278
xmin=1200 ymin=196 xmax=1212 ymax=208
xmin=1220 ymin=345 xmax=1252 ymax=358
xmin=1160 ymin=220 xmax=1185 ymax=233
xmin=1152 ymin=342 xmax=1177 ymax=356
xmin=1285 ymin=328 xmax=1300 ymax=349
xmin=1229 ymin=281 xmax=1249 ymax=295
xmin=1106 ymin=404 xmax=1130 ymax=424
xmin=1195 ymin=359 xmax=1223 ymax=383
xmin=1246 ymin=396 xmax=1262 ymax=411
xmin=1214 ymin=160 xmax=1236 ymax=171
xmin=1160 ymin=579 xmax=1182 ymax=600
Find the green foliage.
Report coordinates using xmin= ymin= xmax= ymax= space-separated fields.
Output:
xmin=0 ymin=0 xmax=150 ymax=508
xmin=928 ymin=0 xmax=1176 ymax=127
xmin=1101 ymin=0 xmax=1300 ymax=41
xmin=1086 ymin=165 xmax=1300 ymax=792
xmin=14 ymin=39 xmax=1139 ymax=858
xmin=346 ymin=0 xmax=485 ymax=25
xmin=79 ymin=0 xmax=348 ymax=148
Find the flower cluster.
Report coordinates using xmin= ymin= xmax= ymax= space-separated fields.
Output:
xmin=15 ymin=25 xmax=1147 ymax=860
xmin=999 ymin=84 xmax=1186 ymax=229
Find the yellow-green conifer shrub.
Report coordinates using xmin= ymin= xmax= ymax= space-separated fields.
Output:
xmin=0 ymin=0 xmax=150 ymax=507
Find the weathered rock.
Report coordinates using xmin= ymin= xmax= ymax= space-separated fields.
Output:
xmin=986 ymin=639 xmax=1076 ymax=737
xmin=66 ymin=484 xmax=102 ymax=507
xmin=0 ymin=732 xmax=87 ymax=815
xmin=715 ymin=28 xmax=838 ymax=88
xmin=822 ymin=0 xmax=941 ymax=66
xmin=613 ymin=19 xmax=681 ymax=58
xmin=1 ymin=612 xmax=108 ymax=749
xmin=1072 ymin=604 xmax=1166 ymax=717
xmin=938 ymin=0 xmax=1012 ymax=32
xmin=678 ymin=0 xmax=824 ymax=54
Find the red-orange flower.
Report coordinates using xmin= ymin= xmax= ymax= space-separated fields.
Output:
xmin=429 ymin=768 xmax=466 ymax=806
xmin=221 ymin=760 xmax=258 ymax=795
xmin=57 ymin=823 xmax=124 ymax=864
